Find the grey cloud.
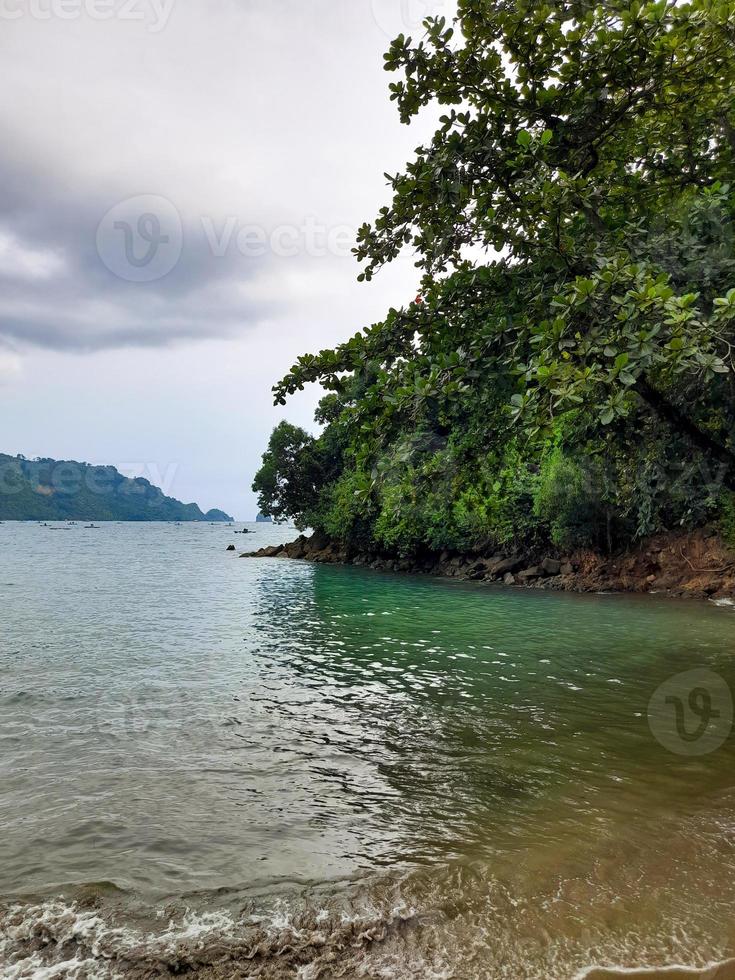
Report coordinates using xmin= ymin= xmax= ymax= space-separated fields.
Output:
xmin=0 ymin=157 xmax=283 ymax=352
xmin=0 ymin=0 xmax=442 ymax=356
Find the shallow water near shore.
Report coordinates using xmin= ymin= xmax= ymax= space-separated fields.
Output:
xmin=2 ymin=521 xmax=735 ymax=978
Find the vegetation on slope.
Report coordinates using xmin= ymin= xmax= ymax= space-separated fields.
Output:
xmin=255 ymin=0 xmax=735 ymax=559
xmin=0 ymin=454 xmax=232 ymax=522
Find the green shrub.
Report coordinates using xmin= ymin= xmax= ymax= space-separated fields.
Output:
xmin=321 ymin=470 xmax=377 ymax=551
xmin=718 ymin=491 xmax=735 ymax=548
xmin=534 ymin=450 xmax=614 ymax=552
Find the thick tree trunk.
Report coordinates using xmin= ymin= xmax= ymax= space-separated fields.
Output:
xmin=636 ymin=378 xmax=735 ymax=492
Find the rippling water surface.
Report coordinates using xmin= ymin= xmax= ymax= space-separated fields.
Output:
xmin=1 ymin=521 xmax=735 ymax=978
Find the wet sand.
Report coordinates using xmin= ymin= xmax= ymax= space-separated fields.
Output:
xmin=578 ymin=962 xmax=735 ymax=980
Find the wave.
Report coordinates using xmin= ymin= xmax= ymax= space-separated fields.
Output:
xmin=0 ymin=894 xmax=420 ymax=980
xmin=2 ymin=870 xmax=734 ymax=980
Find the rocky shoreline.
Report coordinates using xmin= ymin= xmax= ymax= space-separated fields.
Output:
xmin=240 ymin=529 xmax=735 ymax=602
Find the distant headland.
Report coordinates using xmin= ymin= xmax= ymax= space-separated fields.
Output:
xmin=0 ymin=454 xmax=233 ymax=522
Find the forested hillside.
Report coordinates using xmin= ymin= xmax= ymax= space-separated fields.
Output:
xmin=0 ymin=454 xmax=232 ymax=522
xmin=255 ymin=0 xmax=735 ymax=560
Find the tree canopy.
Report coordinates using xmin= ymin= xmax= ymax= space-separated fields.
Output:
xmin=255 ymin=0 xmax=735 ymax=557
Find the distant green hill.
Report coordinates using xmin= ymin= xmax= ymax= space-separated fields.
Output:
xmin=0 ymin=454 xmax=233 ymax=522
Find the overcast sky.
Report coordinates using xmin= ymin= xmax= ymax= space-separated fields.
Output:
xmin=0 ymin=0 xmax=453 ymax=518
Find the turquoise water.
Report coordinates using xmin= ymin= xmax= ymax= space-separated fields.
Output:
xmin=1 ymin=521 xmax=735 ymax=978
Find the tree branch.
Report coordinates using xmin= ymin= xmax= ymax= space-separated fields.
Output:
xmin=721 ymin=114 xmax=735 ymax=155
xmin=636 ymin=377 xmax=735 ymax=491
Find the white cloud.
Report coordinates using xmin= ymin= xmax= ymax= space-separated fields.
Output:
xmin=0 ymin=230 xmax=66 ymax=280
xmin=0 ymin=350 xmax=23 ymax=383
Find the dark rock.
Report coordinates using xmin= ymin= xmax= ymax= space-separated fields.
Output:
xmin=467 ymin=560 xmax=490 ymax=580
xmin=518 ymin=565 xmax=545 ymax=581
xmin=259 ymin=544 xmax=285 ymax=558
xmin=307 ymin=529 xmax=331 ymax=553
xmin=491 ymin=556 xmax=525 ymax=576
xmin=314 ymin=548 xmax=338 ymax=563
xmin=284 ymin=536 xmax=308 ymax=559
xmin=226 ymin=544 xmax=236 ymax=551
xmin=541 ymin=557 xmax=561 ymax=576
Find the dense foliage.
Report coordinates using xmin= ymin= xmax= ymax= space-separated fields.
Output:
xmin=0 ymin=454 xmax=232 ymax=522
xmin=255 ymin=0 xmax=735 ymax=557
